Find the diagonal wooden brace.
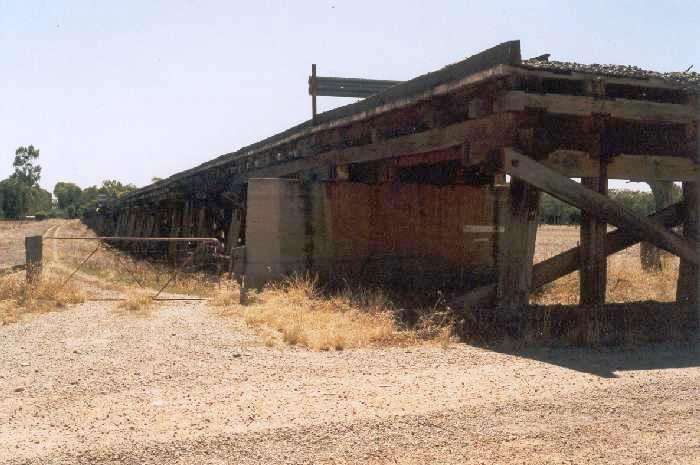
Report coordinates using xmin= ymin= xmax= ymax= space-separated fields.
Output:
xmin=532 ymin=201 xmax=684 ymax=288
xmin=450 ymin=201 xmax=685 ymax=310
xmin=495 ymin=147 xmax=699 ymax=265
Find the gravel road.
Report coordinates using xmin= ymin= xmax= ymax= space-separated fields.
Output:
xmin=1 ymin=299 xmax=698 ymax=464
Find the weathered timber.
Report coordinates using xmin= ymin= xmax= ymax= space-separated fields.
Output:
xmin=495 ymin=179 xmax=540 ymax=310
xmin=453 ymin=201 xmax=685 ymax=309
xmin=496 ymin=91 xmax=696 ymax=123
xmin=496 ymin=147 xmax=700 ymax=265
xmin=580 ymin=174 xmax=608 ymax=306
xmin=233 ymin=113 xmax=518 ymax=183
xmin=677 ymin=103 xmax=700 ymax=320
xmin=25 ymin=235 xmax=43 ymax=285
xmin=168 ymin=208 xmax=182 ymax=259
xmin=641 ymin=181 xmax=675 ymax=270
xmin=545 ymin=150 xmax=699 ymax=181
xmin=311 ymin=76 xmax=402 ymax=98
xmin=225 ymin=209 xmax=242 ymax=256
xmin=677 ymin=182 xmax=700 ymax=309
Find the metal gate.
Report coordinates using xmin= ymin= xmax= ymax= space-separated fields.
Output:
xmin=43 ymin=236 xmax=225 ymax=301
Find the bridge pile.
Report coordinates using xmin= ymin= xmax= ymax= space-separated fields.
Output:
xmin=86 ymin=40 xmax=700 ymax=342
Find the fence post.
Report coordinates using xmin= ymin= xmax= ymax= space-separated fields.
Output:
xmin=25 ymin=235 xmax=43 ymax=285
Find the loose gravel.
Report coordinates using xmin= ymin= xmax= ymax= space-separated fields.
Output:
xmin=523 ymin=58 xmax=700 ymax=88
xmin=1 ymin=299 xmax=698 ymax=464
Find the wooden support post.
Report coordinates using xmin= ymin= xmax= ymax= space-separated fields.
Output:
xmin=677 ymin=100 xmax=700 ymax=331
xmin=196 ymin=207 xmax=208 ymax=237
xmin=181 ymin=202 xmax=192 ymax=238
xmin=496 ymin=179 xmax=540 ymax=310
xmin=125 ymin=211 xmax=136 ymax=236
xmin=168 ymin=208 xmax=182 ymax=259
xmin=641 ymin=181 xmax=674 ymax=270
xmin=580 ymin=173 xmax=608 ymax=306
xmin=311 ymin=64 xmax=317 ymax=124
xmin=25 ymin=235 xmax=43 ymax=285
xmin=677 ymin=182 xmax=700 ymax=331
xmin=225 ymin=209 xmax=241 ymax=255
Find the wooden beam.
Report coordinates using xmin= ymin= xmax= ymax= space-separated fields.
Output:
xmin=580 ymin=174 xmax=608 ymax=306
xmin=234 ymin=113 xmax=518 ymax=183
xmin=495 ymin=179 xmax=540 ymax=309
xmin=677 ymin=182 xmax=700 ymax=306
xmin=451 ymin=201 xmax=685 ymax=310
xmin=496 ymin=147 xmax=699 ymax=265
xmin=496 ymin=91 xmax=696 ymax=124
xmin=545 ymin=150 xmax=699 ymax=181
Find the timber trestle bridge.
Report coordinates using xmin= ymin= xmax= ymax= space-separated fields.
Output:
xmin=86 ymin=40 xmax=700 ymax=342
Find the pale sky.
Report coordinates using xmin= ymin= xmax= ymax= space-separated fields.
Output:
xmin=1 ymin=1 xmax=698 ymax=193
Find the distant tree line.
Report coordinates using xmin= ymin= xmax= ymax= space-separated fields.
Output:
xmin=0 ymin=145 xmax=137 ymax=219
xmin=539 ymin=186 xmax=682 ymax=225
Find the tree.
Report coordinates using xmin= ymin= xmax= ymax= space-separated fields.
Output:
xmin=99 ymin=179 xmax=137 ymax=199
xmin=0 ymin=145 xmax=45 ymax=218
xmin=0 ymin=178 xmax=30 ymax=218
xmin=12 ymin=146 xmax=41 ymax=186
xmin=54 ymin=182 xmax=83 ymax=211
xmin=79 ymin=180 xmax=138 ymax=213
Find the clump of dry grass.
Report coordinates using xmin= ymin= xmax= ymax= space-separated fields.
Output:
xmin=0 ymin=265 xmax=86 ymax=325
xmin=210 ymin=279 xmax=241 ymax=307
xmin=230 ymin=274 xmax=416 ymax=351
xmin=117 ymin=289 xmax=155 ymax=314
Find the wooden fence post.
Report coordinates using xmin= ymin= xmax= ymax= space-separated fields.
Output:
xmin=25 ymin=235 xmax=43 ymax=285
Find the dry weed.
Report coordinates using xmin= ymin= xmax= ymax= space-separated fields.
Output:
xmin=227 ymin=275 xmax=416 ymax=351
xmin=117 ymin=289 xmax=155 ymax=314
xmin=0 ymin=265 xmax=86 ymax=325
xmin=210 ymin=280 xmax=240 ymax=307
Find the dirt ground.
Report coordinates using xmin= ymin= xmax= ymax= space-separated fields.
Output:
xmin=1 ymin=220 xmax=698 ymax=464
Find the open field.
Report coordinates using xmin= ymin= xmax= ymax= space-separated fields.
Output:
xmin=0 ymin=219 xmax=62 ymax=271
xmin=0 ymin=220 xmax=698 ymax=464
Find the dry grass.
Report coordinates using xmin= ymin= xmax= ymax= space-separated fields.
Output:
xmin=116 ymin=288 xmax=155 ymax=315
xmin=0 ymin=264 xmax=86 ymax=325
xmin=221 ymin=275 xmax=418 ymax=351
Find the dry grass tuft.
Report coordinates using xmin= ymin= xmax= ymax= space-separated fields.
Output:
xmin=210 ymin=279 xmax=241 ymax=307
xmin=228 ymin=274 xmax=416 ymax=351
xmin=0 ymin=265 xmax=86 ymax=325
xmin=117 ymin=289 xmax=155 ymax=314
